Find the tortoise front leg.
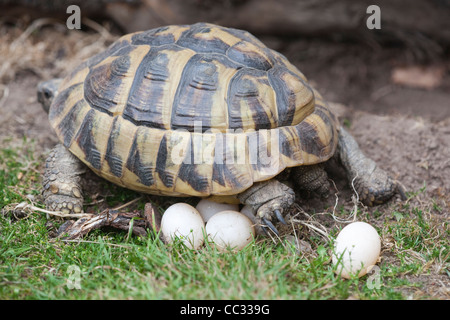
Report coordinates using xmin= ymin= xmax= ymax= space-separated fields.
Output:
xmin=337 ymin=127 xmax=406 ymax=206
xmin=237 ymin=180 xmax=295 ymax=235
xmin=42 ymin=144 xmax=86 ymax=214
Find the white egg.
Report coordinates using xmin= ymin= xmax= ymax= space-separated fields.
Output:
xmin=160 ymin=203 xmax=205 ymax=249
xmin=206 ymin=210 xmax=255 ymax=252
xmin=196 ymin=198 xmax=239 ymax=222
xmin=332 ymin=222 xmax=381 ymax=279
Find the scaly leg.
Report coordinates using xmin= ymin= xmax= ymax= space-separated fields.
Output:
xmin=291 ymin=164 xmax=331 ymax=198
xmin=337 ymin=127 xmax=406 ymax=206
xmin=42 ymin=144 xmax=86 ymax=214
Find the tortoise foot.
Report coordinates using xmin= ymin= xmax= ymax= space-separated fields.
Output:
xmin=338 ymin=127 xmax=405 ymax=206
xmin=238 ymin=180 xmax=294 ymax=236
xmin=42 ymin=144 xmax=86 ymax=214
xmin=352 ymin=166 xmax=396 ymax=206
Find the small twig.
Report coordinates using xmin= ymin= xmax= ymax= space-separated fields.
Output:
xmin=93 ymin=196 xmax=143 ymax=217
xmin=290 ymin=205 xmax=330 ymax=241
xmin=330 ymin=179 xmax=340 ymax=218
xmin=291 ymin=216 xmax=330 ymax=241
xmin=289 ymin=219 xmax=300 ymax=249
xmin=331 ymin=174 xmax=359 ymax=223
xmin=84 ymin=198 xmax=105 ymax=206
xmin=348 ymin=174 xmax=360 ymax=221
xmin=13 ymin=202 xmax=92 ymax=218
xmin=111 ymin=196 xmax=143 ymax=212
xmin=297 ymin=221 xmax=329 ymax=239
xmin=57 ymin=210 xmax=147 ymax=240
xmin=265 ymin=230 xmax=278 ymax=244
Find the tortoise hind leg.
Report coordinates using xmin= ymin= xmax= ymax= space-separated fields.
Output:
xmin=291 ymin=164 xmax=331 ymax=198
xmin=42 ymin=144 xmax=86 ymax=214
xmin=337 ymin=127 xmax=406 ymax=206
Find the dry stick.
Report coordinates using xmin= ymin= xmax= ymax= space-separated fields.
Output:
xmin=16 ymin=202 xmax=92 ymax=218
xmin=286 ymin=219 xmax=300 ymax=251
xmin=291 ymin=215 xmax=330 ymax=240
xmin=56 ymin=196 xmax=146 ymax=239
xmin=298 ymin=221 xmax=329 ymax=239
xmin=12 ymin=196 xmax=146 ymax=239
xmin=57 ymin=210 xmax=147 ymax=240
xmin=15 ymin=196 xmax=143 ymax=219
xmin=109 ymin=196 xmax=143 ymax=212
xmin=290 ymin=204 xmax=330 ymax=241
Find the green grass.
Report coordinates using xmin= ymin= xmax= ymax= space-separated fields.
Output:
xmin=0 ymin=216 xmax=397 ymax=300
xmin=1 ymin=137 xmax=448 ymax=300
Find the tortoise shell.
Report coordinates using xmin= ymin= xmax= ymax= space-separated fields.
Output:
xmin=49 ymin=23 xmax=338 ymax=197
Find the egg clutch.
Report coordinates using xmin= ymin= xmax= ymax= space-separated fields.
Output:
xmin=160 ymin=199 xmax=256 ymax=252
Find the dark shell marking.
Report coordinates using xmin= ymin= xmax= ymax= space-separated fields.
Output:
xmin=49 ymin=23 xmax=338 ymax=197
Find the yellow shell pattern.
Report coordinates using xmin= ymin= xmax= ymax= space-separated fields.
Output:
xmin=49 ymin=23 xmax=338 ymax=197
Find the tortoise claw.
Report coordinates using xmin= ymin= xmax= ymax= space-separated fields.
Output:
xmin=274 ymin=209 xmax=287 ymax=225
xmin=262 ymin=217 xmax=279 ymax=236
xmin=396 ymin=182 xmax=407 ymax=201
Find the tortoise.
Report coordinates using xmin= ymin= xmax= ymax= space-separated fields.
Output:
xmin=38 ymin=23 xmax=404 ymax=234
